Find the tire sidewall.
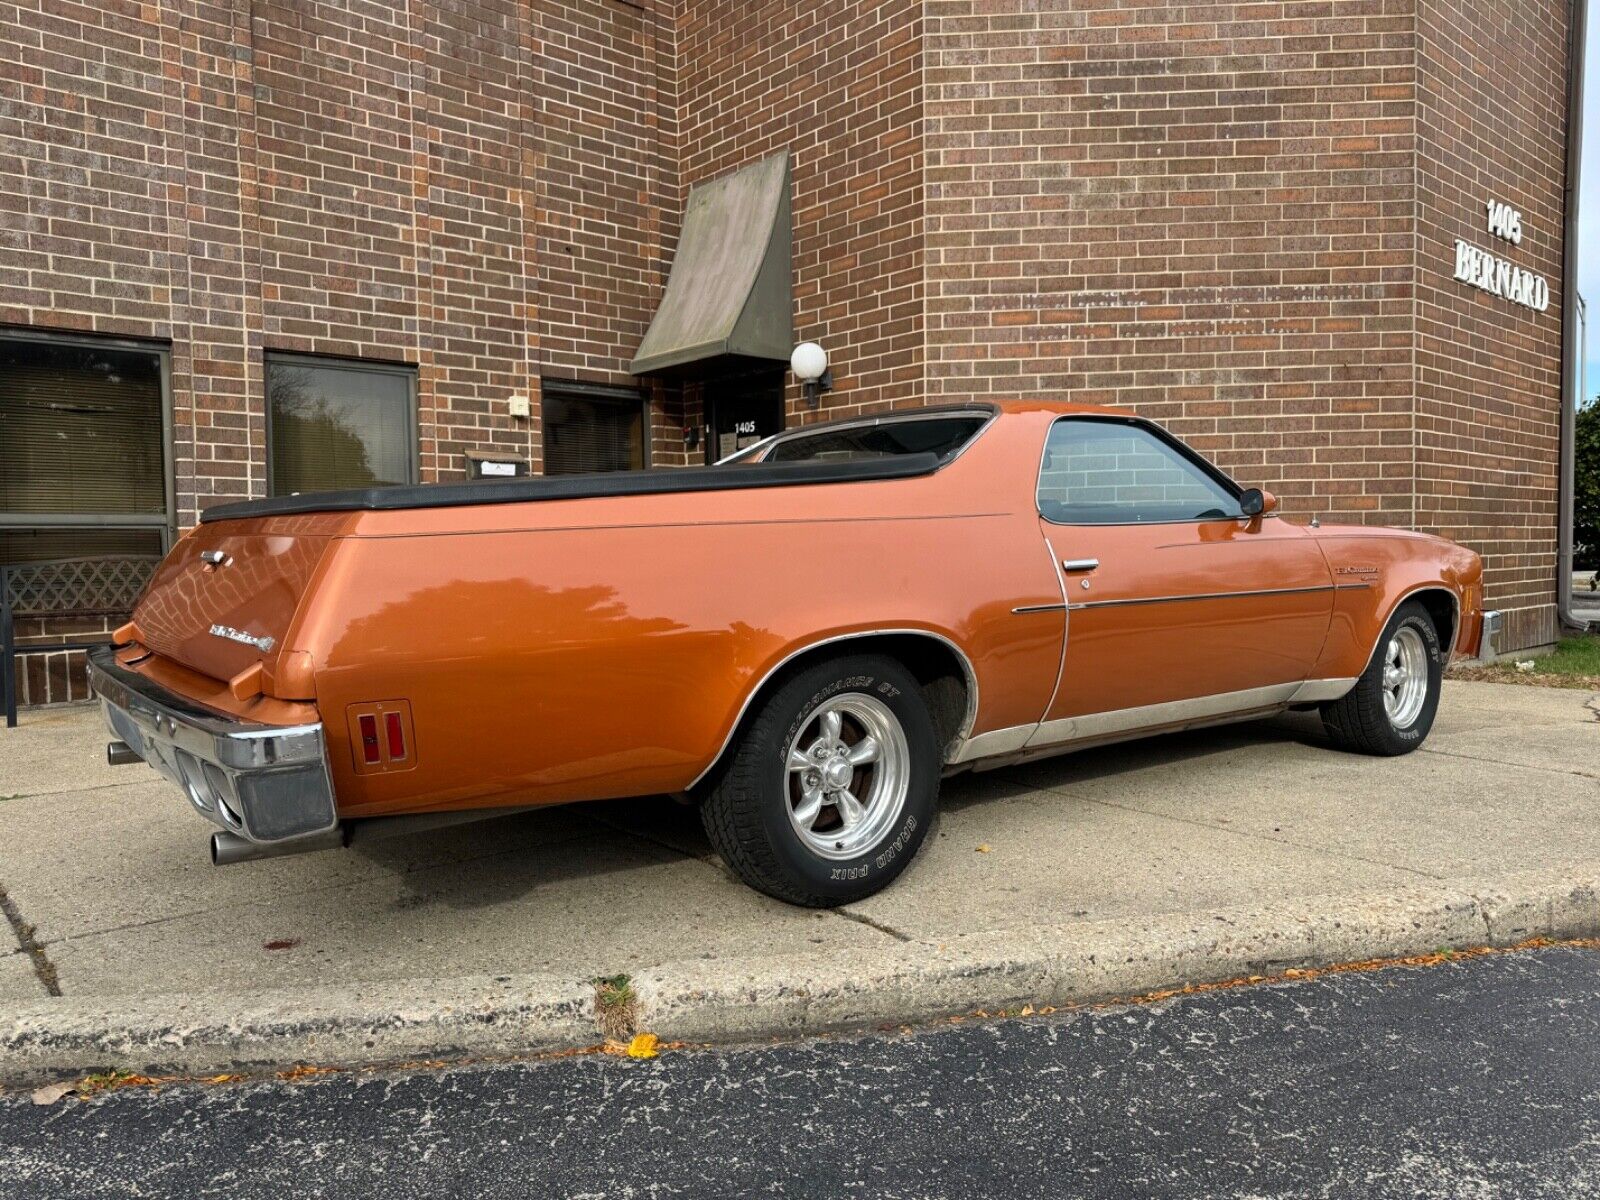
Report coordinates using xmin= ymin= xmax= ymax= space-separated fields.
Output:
xmin=757 ymin=658 xmax=939 ymax=903
xmin=1374 ymin=604 xmax=1443 ymax=750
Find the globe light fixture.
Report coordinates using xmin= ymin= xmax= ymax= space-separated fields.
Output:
xmin=790 ymin=341 xmax=833 ymax=409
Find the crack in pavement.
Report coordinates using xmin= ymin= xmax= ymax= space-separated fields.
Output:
xmin=833 ymin=907 xmax=913 ymax=943
xmin=0 ymin=882 xmax=61 ymax=998
xmin=1420 ymin=745 xmax=1600 ymax=781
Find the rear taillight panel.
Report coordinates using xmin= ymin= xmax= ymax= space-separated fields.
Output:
xmin=346 ymin=701 xmax=416 ymax=774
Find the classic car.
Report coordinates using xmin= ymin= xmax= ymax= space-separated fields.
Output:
xmin=90 ymin=401 xmax=1496 ymax=906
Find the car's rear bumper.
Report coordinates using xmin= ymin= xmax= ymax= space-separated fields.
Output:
xmin=88 ymin=645 xmax=339 ymax=844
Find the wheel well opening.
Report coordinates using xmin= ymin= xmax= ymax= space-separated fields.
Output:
xmin=693 ymin=633 xmax=974 ymax=797
xmin=1409 ymin=589 xmax=1458 ymax=653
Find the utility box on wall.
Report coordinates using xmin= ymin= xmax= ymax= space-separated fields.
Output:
xmin=465 ymin=452 xmax=529 ymax=481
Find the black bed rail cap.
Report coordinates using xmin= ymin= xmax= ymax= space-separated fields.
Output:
xmin=200 ymin=452 xmax=945 ymax=524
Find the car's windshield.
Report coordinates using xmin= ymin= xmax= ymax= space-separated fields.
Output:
xmin=746 ymin=416 xmax=987 ymax=465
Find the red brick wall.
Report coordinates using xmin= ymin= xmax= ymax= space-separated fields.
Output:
xmin=924 ymin=0 xmax=1421 ymax=527
xmin=925 ymin=0 xmax=1568 ymax=650
xmin=1414 ymin=0 xmax=1569 ymax=651
xmin=675 ymin=0 xmax=926 ymax=424
xmin=0 ymin=0 xmax=676 ymax=505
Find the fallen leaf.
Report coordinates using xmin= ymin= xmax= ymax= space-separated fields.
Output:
xmin=626 ymin=1032 xmax=660 ymax=1060
xmin=31 ymin=1082 xmax=74 ymax=1106
xmin=975 ymin=844 xmax=992 ymax=854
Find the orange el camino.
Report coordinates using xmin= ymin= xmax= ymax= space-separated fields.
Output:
xmin=90 ymin=401 xmax=1495 ymax=906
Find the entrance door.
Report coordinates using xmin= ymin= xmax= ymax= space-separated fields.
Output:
xmin=704 ymin=368 xmax=785 ymax=464
xmin=1031 ymin=417 xmax=1335 ymax=745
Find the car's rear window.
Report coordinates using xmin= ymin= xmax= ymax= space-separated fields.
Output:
xmin=764 ymin=417 xmax=986 ymax=464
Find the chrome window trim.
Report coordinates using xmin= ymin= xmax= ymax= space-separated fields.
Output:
xmin=730 ymin=407 xmax=1001 ymax=469
xmin=686 ymin=627 xmax=981 ymax=790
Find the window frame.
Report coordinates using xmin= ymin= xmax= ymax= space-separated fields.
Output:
xmin=264 ymin=351 xmax=420 ymax=497
xmin=0 ymin=327 xmax=177 ymax=553
xmin=539 ymin=378 xmax=651 ymax=475
xmin=727 ymin=405 xmax=999 ymax=466
xmin=1035 ymin=415 xmax=1249 ymax=528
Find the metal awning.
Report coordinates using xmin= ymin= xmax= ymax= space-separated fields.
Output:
xmin=629 ymin=152 xmax=793 ymax=377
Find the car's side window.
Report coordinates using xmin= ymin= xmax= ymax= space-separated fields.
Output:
xmin=1037 ymin=418 xmax=1244 ymax=525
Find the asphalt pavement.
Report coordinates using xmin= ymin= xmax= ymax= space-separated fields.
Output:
xmin=4 ymin=944 xmax=1599 ymax=1198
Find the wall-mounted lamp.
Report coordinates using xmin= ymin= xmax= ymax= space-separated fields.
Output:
xmin=790 ymin=342 xmax=832 ymax=410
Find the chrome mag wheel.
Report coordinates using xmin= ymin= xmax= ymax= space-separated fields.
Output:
xmin=1382 ymin=625 xmax=1430 ymax=729
xmin=784 ymin=692 xmax=910 ymax=861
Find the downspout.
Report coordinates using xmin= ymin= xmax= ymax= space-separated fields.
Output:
xmin=1560 ymin=0 xmax=1591 ymax=632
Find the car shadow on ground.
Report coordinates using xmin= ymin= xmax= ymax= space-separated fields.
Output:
xmin=309 ymin=711 xmax=1341 ymax=914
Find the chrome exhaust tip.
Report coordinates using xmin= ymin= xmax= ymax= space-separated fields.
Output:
xmin=106 ymin=741 xmax=142 ymax=766
xmin=210 ymin=827 xmax=344 ymax=867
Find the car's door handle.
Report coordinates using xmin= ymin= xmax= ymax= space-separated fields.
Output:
xmin=1061 ymin=558 xmax=1100 ymax=573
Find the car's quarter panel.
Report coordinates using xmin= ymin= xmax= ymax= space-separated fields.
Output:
xmin=299 ymin=421 xmax=1065 ymax=818
xmin=1038 ymin=516 xmax=1337 ymax=727
xmin=1304 ymin=526 xmax=1482 ymax=675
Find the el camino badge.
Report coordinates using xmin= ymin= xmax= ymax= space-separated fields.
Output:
xmin=209 ymin=624 xmax=276 ymax=653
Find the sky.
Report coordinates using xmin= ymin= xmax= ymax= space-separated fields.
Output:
xmin=1580 ymin=10 xmax=1600 ymax=409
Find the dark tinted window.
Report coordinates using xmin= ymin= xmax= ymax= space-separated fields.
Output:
xmin=766 ymin=417 xmax=985 ymax=463
xmin=268 ymin=356 xmax=415 ymax=495
xmin=1037 ymin=419 xmax=1241 ymax=524
xmin=543 ymin=388 xmax=646 ymax=475
xmin=0 ymin=335 xmax=171 ymax=564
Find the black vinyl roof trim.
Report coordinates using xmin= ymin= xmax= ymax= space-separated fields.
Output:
xmin=200 ymin=453 xmax=945 ymax=523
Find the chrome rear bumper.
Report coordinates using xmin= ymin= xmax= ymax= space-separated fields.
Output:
xmin=88 ymin=645 xmax=339 ymax=845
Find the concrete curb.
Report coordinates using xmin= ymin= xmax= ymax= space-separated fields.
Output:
xmin=4 ymin=866 xmax=1598 ymax=1086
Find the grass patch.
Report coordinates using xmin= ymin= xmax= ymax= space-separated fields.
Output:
xmin=592 ymin=974 xmax=639 ymax=1041
xmin=1451 ymin=634 xmax=1600 ymax=689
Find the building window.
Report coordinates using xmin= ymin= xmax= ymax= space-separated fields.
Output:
xmin=267 ymin=354 xmax=417 ymax=496
xmin=0 ymin=333 xmax=172 ymax=564
xmin=542 ymin=383 xmax=647 ymax=475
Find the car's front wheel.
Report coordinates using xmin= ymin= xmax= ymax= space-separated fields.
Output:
xmin=1319 ymin=599 xmax=1443 ymax=755
xmin=700 ymin=654 xmax=939 ymax=907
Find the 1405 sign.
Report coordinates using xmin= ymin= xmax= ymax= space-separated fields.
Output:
xmin=1452 ymin=199 xmax=1549 ymax=313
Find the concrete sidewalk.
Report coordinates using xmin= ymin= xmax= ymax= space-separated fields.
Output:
xmin=1 ymin=680 xmax=1597 ymax=1081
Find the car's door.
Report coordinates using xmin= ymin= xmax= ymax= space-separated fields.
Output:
xmin=1031 ymin=417 xmax=1334 ymax=745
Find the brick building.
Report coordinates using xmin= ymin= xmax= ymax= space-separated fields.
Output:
xmin=0 ymin=0 xmax=1579 ymax=705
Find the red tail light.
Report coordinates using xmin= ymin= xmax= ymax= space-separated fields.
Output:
xmin=358 ymin=714 xmax=380 ymax=764
xmin=384 ymin=711 xmax=406 ymax=760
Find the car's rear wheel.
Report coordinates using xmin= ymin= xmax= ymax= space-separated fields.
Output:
xmin=700 ymin=654 xmax=939 ymax=907
xmin=1319 ymin=599 xmax=1443 ymax=756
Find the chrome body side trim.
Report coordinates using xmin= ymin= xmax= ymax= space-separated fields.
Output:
xmin=1065 ymin=582 xmax=1354 ymax=613
xmin=686 ymin=628 xmax=982 ymax=789
xmin=87 ymin=646 xmax=339 ymax=846
xmin=949 ymin=678 xmax=1358 ymax=766
xmin=1289 ymin=677 xmax=1359 ymax=703
xmin=1021 ymin=682 xmax=1303 ymax=749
